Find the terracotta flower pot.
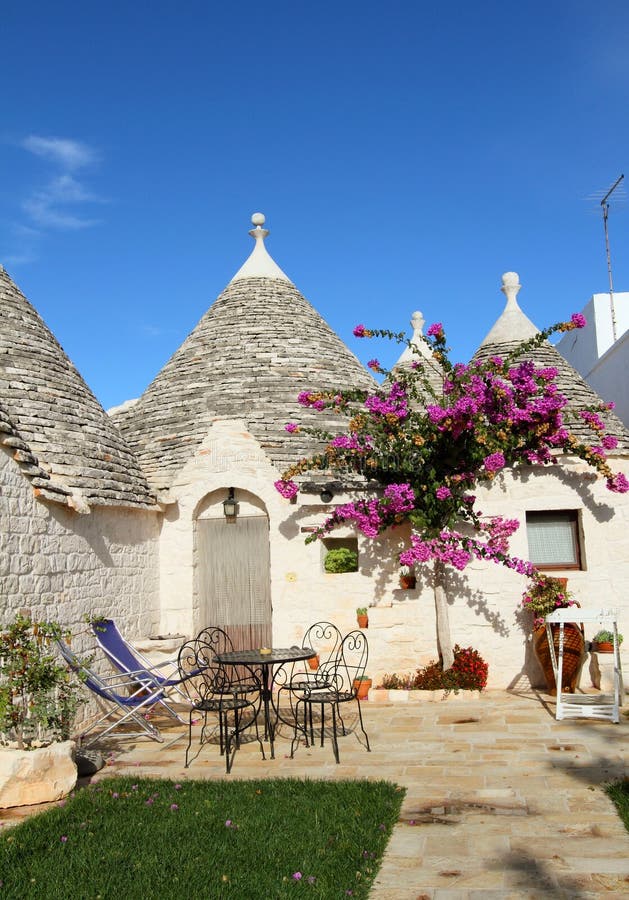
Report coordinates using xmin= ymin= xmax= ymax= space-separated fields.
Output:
xmin=308 ymin=653 xmax=320 ymax=670
xmin=593 ymin=641 xmax=614 ymax=654
xmin=353 ymin=677 xmax=372 ymax=700
xmin=533 ymin=622 xmax=586 ymax=695
xmin=356 ymin=614 xmax=369 ymax=629
xmin=399 ymin=574 xmax=416 ymax=590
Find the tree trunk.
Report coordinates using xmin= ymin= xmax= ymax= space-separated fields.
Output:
xmin=434 ymin=559 xmax=454 ymax=670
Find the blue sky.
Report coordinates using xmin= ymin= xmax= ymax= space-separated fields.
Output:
xmin=2 ymin=1 xmax=628 ymax=410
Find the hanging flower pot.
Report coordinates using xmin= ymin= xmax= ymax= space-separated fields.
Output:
xmin=356 ymin=608 xmax=369 ymax=628
xmin=398 ymin=566 xmax=416 ymax=590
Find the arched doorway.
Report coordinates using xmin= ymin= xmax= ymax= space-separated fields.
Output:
xmin=195 ymin=488 xmax=272 ymax=650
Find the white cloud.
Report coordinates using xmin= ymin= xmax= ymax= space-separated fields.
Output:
xmin=19 ymin=143 xmax=105 ymax=231
xmin=21 ymin=135 xmax=98 ymax=170
xmin=22 ymin=194 xmax=100 ymax=230
xmin=2 ymin=252 xmax=37 ymax=267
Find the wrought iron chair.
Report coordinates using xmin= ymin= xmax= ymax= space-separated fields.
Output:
xmin=194 ymin=625 xmax=264 ymax=701
xmin=290 ymin=629 xmax=370 ymax=763
xmin=90 ymin=618 xmax=190 ymax=721
xmin=56 ymin=639 xmax=167 ymax=746
xmin=275 ymin=621 xmax=344 ymax=742
xmin=177 ymin=633 xmax=265 ymax=773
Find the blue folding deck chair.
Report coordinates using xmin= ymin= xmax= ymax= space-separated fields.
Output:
xmin=90 ymin=618 xmax=189 ymax=722
xmin=56 ymin=639 xmax=168 ymax=746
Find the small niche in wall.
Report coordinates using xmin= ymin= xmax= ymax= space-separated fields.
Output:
xmin=321 ymin=537 xmax=359 ymax=574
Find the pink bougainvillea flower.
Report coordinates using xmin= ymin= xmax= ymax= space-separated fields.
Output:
xmin=483 ymin=452 xmax=505 ymax=473
xmin=353 ymin=324 xmax=366 ymax=337
xmin=607 ymin=472 xmax=629 ymax=493
xmin=435 ymin=486 xmax=452 ymax=500
xmin=367 ymin=358 xmax=380 ymax=370
xmin=284 ymin=422 xmax=299 ymax=433
xmin=571 ymin=312 xmax=587 ymax=328
xmin=274 ymin=479 xmax=299 ymax=500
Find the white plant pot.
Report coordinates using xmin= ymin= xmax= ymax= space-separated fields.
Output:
xmin=0 ymin=740 xmax=77 ymax=809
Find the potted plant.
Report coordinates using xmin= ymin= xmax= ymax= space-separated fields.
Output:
xmin=592 ymin=630 xmax=623 ymax=653
xmin=0 ymin=615 xmax=83 ymax=808
xmin=352 ymin=675 xmax=372 ymax=700
xmin=324 ymin=547 xmax=358 ymax=574
xmin=399 ymin=564 xmax=416 ymax=590
xmin=520 ymin=574 xmax=585 ymax=694
xmin=356 ymin=607 xmax=369 ymax=628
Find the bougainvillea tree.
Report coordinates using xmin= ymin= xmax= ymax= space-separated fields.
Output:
xmin=275 ymin=316 xmax=628 ymax=669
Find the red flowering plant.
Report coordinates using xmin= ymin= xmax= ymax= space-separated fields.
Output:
xmin=275 ymin=314 xmax=628 ymax=670
xmin=380 ymin=645 xmax=489 ymax=693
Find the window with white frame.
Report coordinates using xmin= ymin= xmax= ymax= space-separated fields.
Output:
xmin=525 ymin=510 xmax=581 ymax=569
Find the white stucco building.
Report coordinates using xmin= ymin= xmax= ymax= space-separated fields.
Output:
xmin=556 ymin=292 xmax=629 ymax=428
xmin=1 ymin=217 xmax=628 ymax=693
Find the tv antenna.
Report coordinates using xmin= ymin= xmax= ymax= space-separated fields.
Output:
xmin=600 ymin=173 xmax=624 ymax=342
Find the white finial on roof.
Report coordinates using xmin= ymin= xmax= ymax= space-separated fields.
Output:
xmin=230 ymin=213 xmax=292 ymax=283
xmin=501 ymin=271 xmax=521 ymax=305
xmin=393 ymin=310 xmax=435 ymax=367
xmin=479 ymin=271 xmax=539 ymax=347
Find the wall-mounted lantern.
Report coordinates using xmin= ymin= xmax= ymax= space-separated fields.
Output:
xmin=223 ymin=487 xmax=238 ymax=519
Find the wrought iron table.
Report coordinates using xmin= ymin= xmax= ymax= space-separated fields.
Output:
xmin=215 ymin=646 xmax=315 ymax=758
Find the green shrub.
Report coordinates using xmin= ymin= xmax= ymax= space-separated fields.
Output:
xmin=593 ymin=630 xmax=623 ymax=645
xmin=324 ymin=547 xmax=358 ymax=573
xmin=0 ymin=615 xmax=83 ymax=749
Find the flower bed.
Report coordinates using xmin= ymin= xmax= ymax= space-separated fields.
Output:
xmin=376 ymin=645 xmax=489 ymax=696
xmin=369 ymin=687 xmax=484 ymax=703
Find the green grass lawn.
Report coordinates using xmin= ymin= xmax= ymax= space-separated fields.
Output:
xmin=0 ymin=777 xmax=404 ymax=899
xmin=606 ymin=778 xmax=629 ymax=833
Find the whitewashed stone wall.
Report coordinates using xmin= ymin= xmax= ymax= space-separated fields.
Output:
xmin=0 ymin=448 xmax=160 ymax=648
xmin=156 ymin=419 xmax=629 ymax=691
xmin=158 ymin=419 xmax=285 ymax=635
xmin=272 ymin=455 xmax=629 ymax=690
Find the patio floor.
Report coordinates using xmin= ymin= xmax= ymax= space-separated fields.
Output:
xmin=2 ymin=687 xmax=628 ymax=898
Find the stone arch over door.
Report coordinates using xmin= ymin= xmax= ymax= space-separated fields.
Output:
xmin=195 ymin=488 xmax=272 ymax=650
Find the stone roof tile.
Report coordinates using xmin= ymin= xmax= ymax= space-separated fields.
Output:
xmin=112 ymin=274 xmax=376 ymax=492
xmin=0 ymin=267 xmax=156 ymax=508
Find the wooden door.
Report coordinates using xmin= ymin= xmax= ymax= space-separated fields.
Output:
xmin=197 ymin=515 xmax=272 ymax=650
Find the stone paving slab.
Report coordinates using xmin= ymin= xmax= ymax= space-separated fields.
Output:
xmin=1 ymin=688 xmax=628 ymax=897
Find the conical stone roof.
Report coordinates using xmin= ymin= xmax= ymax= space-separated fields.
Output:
xmin=111 ymin=215 xmax=376 ymax=493
xmin=475 ymin=272 xmax=629 ymax=450
xmin=0 ymin=266 xmax=156 ymax=508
